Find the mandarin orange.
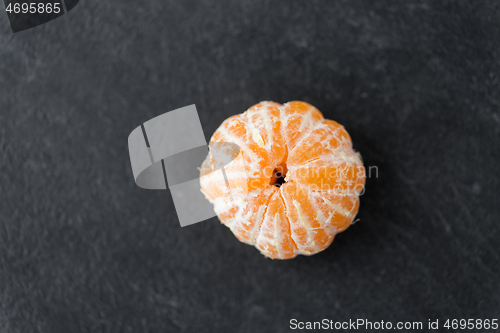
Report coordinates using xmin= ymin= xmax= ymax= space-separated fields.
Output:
xmin=200 ymin=101 xmax=365 ymax=259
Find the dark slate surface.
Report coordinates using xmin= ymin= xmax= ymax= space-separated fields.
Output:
xmin=1 ymin=1 xmax=499 ymax=332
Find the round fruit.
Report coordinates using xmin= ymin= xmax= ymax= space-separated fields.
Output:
xmin=200 ymin=101 xmax=365 ymax=259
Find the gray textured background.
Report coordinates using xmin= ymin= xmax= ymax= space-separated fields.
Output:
xmin=1 ymin=1 xmax=499 ymax=332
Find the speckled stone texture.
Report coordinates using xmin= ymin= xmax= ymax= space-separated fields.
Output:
xmin=0 ymin=1 xmax=499 ymax=332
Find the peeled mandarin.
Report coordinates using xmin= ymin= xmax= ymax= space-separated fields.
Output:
xmin=200 ymin=101 xmax=365 ymax=259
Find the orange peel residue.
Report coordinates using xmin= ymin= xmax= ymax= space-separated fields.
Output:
xmin=200 ymin=101 xmax=366 ymax=259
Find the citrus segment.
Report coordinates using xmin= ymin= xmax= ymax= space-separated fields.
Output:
xmin=255 ymin=189 xmax=298 ymax=259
